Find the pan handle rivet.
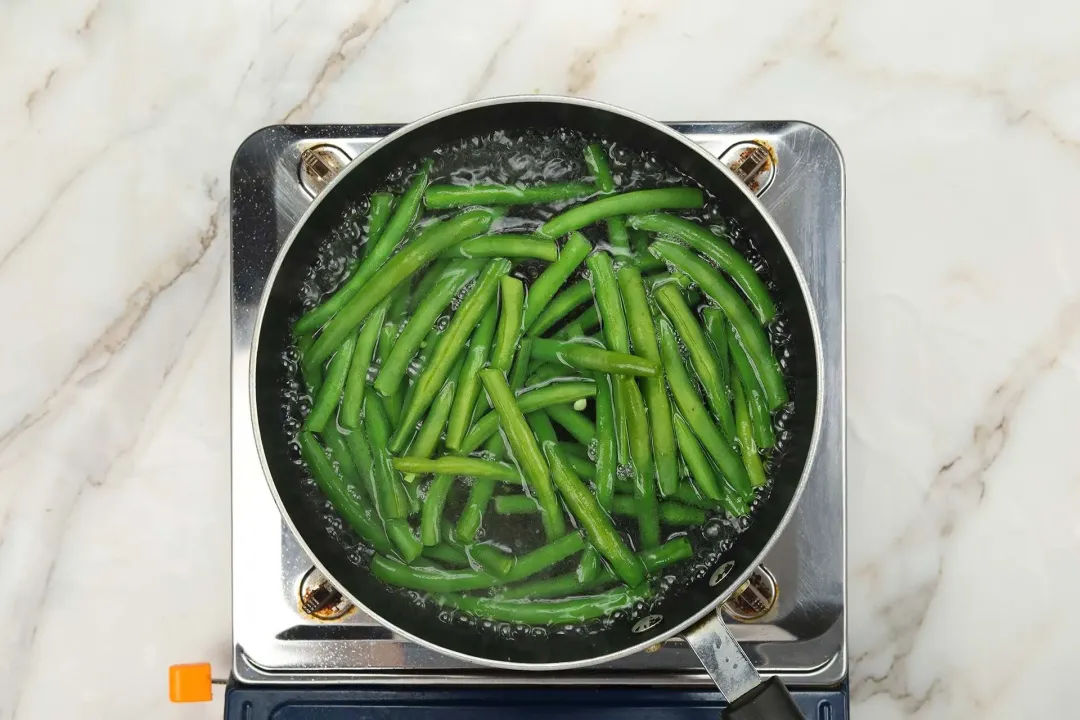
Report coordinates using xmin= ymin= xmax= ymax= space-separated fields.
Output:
xmin=299 ymin=566 xmax=354 ymax=621
xmin=718 ymin=141 xmax=776 ymax=196
xmin=723 ymin=565 xmax=778 ymax=622
xmin=298 ymin=144 xmax=351 ymax=197
xmin=709 ymin=560 xmax=736 ymax=587
xmin=632 ymin=614 xmax=663 ymax=634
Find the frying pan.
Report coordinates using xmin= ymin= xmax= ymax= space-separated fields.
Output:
xmin=251 ymin=97 xmax=824 ymax=719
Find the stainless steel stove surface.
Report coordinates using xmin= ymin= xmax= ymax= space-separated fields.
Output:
xmin=230 ymin=121 xmax=845 ymax=687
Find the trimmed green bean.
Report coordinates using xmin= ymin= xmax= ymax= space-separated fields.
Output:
xmin=657 ymin=318 xmax=752 ymax=500
xmin=377 ymin=304 xmax=404 ymax=427
xmin=583 ymin=143 xmax=615 ymax=192
xmin=384 ymin=519 xmax=422 ymax=563
xmin=729 ymin=327 xmax=778 ymax=449
xmin=527 ymin=410 xmax=559 ymax=447
xmin=364 ymin=395 xmax=410 ymax=520
xmin=371 ymin=555 xmax=499 ymax=593
xmin=623 ymin=378 xmax=660 ymax=548
xmin=393 ymin=456 xmax=522 ymax=482
xmin=654 ymin=283 xmax=735 ymax=440
xmin=673 ymin=413 xmax=748 ymax=517
xmin=504 ymin=531 xmax=586 ymax=582
xmin=422 ymin=541 xmax=469 ymax=566
xmin=297 ymin=431 xmax=392 ymax=554
xmin=340 ymin=297 xmax=391 ymax=429
xmin=522 ymin=232 xmax=591 ymax=328
xmin=374 ymin=259 xmax=485 ymax=396
xmin=469 ymin=543 xmax=515 ymax=577
xmin=448 ymin=235 xmax=558 ymax=262
xmin=525 ymin=362 xmax=580 ymax=387
xmin=438 ymin=584 xmax=650 ymax=624
xmin=649 ymin=240 xmax=787 ymax=409
xmin=554 ymin=305 xmax=600 ymax=340
xmin=537 ymin=188 xmax=704 ymax=240
xmin=420 ymin=474 xmax=454 ymax=546
xmin=296 ymin=333 xmax=322 ymax=393
xmin=592 ymin=372 xmax=617 ymax=510
xmin=303 ymin=331 xmax=357 ymax=433
xmin=577 ymin=547 xmax=601 ymax=583
xmin=391 ymin=259 xmax=510 ymax=452
xmin=531 ymin=338 xmax=659 ymax=377
xmin=617 ymin=266 xmax=679 ymax=496
xmin=425 ymin=182 xmax=595 ymax=209
xmin=526 ymin=280 xmax=593 ymax=337
xmin=461 ymin=380 xmax=596 ymax=453
xmin=494 ymin=494 xmax=540 ymax=515
xmin=490 ymin=275 xmax=526 ymax=372
xmin=479 ymin=369 xmax=566 ymax=540
xmin=628 ymin=213 xmax=776 ymax=324
xmin=456 ymin=477 xmax=498 ymax=544
xmin=508 ymin=337 xmax=534 ymax=391
xmin=545 ymin=404 xmax=596 ymax=445
xmin=357 ymin=192 xmax=395 ymax=262
xmin=400 ymin=326 xmax=443 ymax=416
xmin=611 ymin=496 xmax=707 ymax=526
xmin=559 ymin=444 xmax=597 ymax=480
xmin=498 ymin=537 xmax=693 ymax=600
xmin=400 ymin=370 xmax=459 ymax=484
xmin=405 ymin=257 xmax=450 ymax=313
xmin=323 ymin=423 xmax=366 ymax=500
xmin=733 ymin=372 xmax=768 ymax=489
xmin=343 ymin=427 xmax=379 ymax=507
xmin=544 ymin=444 xmax=646 ymax=587
xmin=444 ymin=301 xmax=499 ymax=451
xmin=306 ymin=209 xmax=498 ymax=370
xmin=701 ymin=307 xmax=730 ymax=387
xmin=295 ymin=164 xmax=432 ymax=335
xmin=587 ymin=251 xmax=630 ymax=354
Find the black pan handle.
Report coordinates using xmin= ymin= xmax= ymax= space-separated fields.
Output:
xmin=683 ymin=613 xmax=806 ymax=720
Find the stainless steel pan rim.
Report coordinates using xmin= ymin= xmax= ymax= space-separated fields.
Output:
xmin=248 ymin=94 xmax=826 ymax=672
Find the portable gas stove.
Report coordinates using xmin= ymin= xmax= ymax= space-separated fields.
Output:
xmin=226 ymin=120 xmax=846 ymax=718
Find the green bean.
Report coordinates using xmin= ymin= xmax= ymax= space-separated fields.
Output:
xmin=648 ymin=270 xmax=695 ymax=292
xmin=364 ymin=395 xmax=410 ymax=520
xmin=323 ymin=423 xmax=366 ymax=501
xmin=444 ymin=302 xmax=499 ymax=451
xmin=657 ymin=318 xmax=752 ymax=500
xmin=400 ymin=326 xmax=443 ymax=416
xmin=306 ymin=209 xmax=498 ymax=370
xmin=384 ymin=519 xmax=422 ymax=563
xmin=343 ymin=427 xmax=380 ymax=507
xmin=377 ymin=309 xmax=405 ymax=427
xmin=733 ymin=372 xmax=768 ymax=489
xmin=508 ymin=337 xmax=534 ymax=391
xmin=438 ymin=584 xmax=650 ymax=624
xmin=583 ymin=143 xmax=615 ymax=192
xmin=447 ymin=235 xmax=558 ymax=262
xmin=295 ymin=164 xmax=432 ymax=335
xmin=303 ymin=331 xmax=357 ymax=433
xmin=537 ymin=188 xmax=704 ymax=240
xmin=554 ymin=305 xmax=600 ymax=340
xmin=340 ymin=297 xmax=391 ymax=429
xmin=393 ymin=456 xmax=522 ymax=482
xmin=357 ymin=192 xmax=395 ymax=262
xmin=628 ymin=213 xmax=776 ymax=324
xmin=617 ymin=266 xmax=679 ymax=497
xmin=622 ymin=378 xmax=660 ymax=548
xmin=469 ymin=543 xmax=515 ymax=577
xmin=701 ymin=307 xmax=730 ymax=387
xmin=611 ymin=496 xmax=707 ymax=526
xmin=461 ymin=380 xmax=596 ymax=453
xmin=729 ymin=327 xmax=777 ymax=449
xmin=425 ymin=182 xmax=595 ymax=209
xmin=420 ymin=474 xmax=454 ymax=546
xmin=400 ymin=370 xmax=459 ymax=484
xmin=497 ymin=537 xmax=693 ymax=600
xmin=297 ymin=431 xmax=393 ymax=554
xmin=557 ymin=441 xmax=590 ymax=462
xmin=632 ymin=254 xmax=666 ymax=274
xmin=577 ymin=546 xmax=601 ymax=583
xmin=653 ymin=283 xmax=735 ymax=440
xmin=456 ymin=477 xmax=498 ymax=544
xmin=673 ymin=413 xmax=748 ymax=517
xmin=479 ymin=369 xmax=566 ymax=540
xmin=522 ymin=232 xmax=591 ymax=328
xmin=391 ymin=259 xmax=510 ymax=452
xmin=422 ymin=541 xmax=469 ymax=566
xmin=504 ymin=531 xmax=586 ymax=582
xmin=372 ymin=555 xmax=499 ymax=593
xmin=545 ymin=404 xmax=596 ymax=445
xmin=525 ymin=362 xmax=580 ymax=387
xmin=405 ymin=257 xmax=450 ymax=313
xmin=526 ymin=280 xmax=593 ymax=337
xmin=649 ymin=240 xmax=787 ymax=409
xmin=544 ymin=444 xmax=645 ymax=586
xmin=587 ymin=252 xmax=630 ymax=353
xmin=531 ymin=338 xmax=659 ymax=377
xmin=493 ymin=494 xmax=540 ymax=515
xmin=296 ymin=333 xmax=322 ymax=393
xmin=592 ymin=372 xmax=617 ymax=510
xmin=490 ymin=275 xmax=526 ymax=372
xmin=559 ymin=445 xmax=597 ymax=480
xmin=527 ymin=410 xmax=559 ymax=446
xmin=374 ymin=259 xmax=486 ymax=396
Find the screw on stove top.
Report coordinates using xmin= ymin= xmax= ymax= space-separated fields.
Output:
xmin=718 ymin=141 xmax=776 ymax=196
xmin=722 ymin=565 xmax=778 ymax=622
xmin=299 ymin=566 xmax=354 ymax=620
xmin=298 ymin=144 xmax=351 ymax=197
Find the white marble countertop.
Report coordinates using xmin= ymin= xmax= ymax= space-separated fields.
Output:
xmin=2 ymin=1 xmax=1078 ymax=718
